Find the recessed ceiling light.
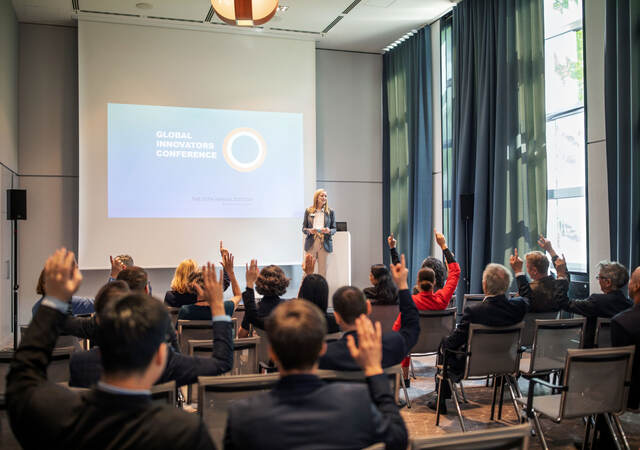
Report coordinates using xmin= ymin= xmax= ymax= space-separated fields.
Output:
xmin=277 ymin=5 xmax=289 ymax=12
xmin=136 ymin=2 xmax=153 ymax=9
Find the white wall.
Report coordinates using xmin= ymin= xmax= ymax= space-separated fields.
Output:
xmin=584 ymin=0 xmax=609 ymax=293
xmin=316 ymin=49 xmax=383 ymax=290
xmin=0 ymin=0 xmax=19 ymax=348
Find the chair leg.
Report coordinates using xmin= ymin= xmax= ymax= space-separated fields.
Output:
xmin=449 ymin=379 xmax=466 ymax=432
xmin=399 ymin=373 xmax=411 ymax=409
xmin=582 ymin=415 xmax=595 ymax=450
xmin=490 ymin=375 xmax=499 ymax=420
xmin=409 ymin=357 xmax=416 ymax=379
xmin=506 ymin=376 xmax=522 ymax=422
xmin=459 ymin=381 xmax=469 ymax=403
xmin=497 ymin=376 xmax=505 ymax=420
xmin=530 ymin=412 xmax=549 ymax=450
xmin=435 ymin=375 xmax=443 ymax=426
xmin=612 ymin=413 xmax=631 ymax=450
xmin=603 ymin=413 xmax=624 ymax=450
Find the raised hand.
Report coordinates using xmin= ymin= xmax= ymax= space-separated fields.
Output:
xmin=346 ymin=315 xmax=383 ymax=377
xmin=554 ymin=254 xmax=568 ymax=278
xmin=434 ymin=229 xmax=447 ymax=250
xmin=45 ymin=248 xmax=83 ymax=302
xmin=245 ymin=259 xmax=259 ymax=289
xmin=194 ymin=262 xmax=225 ymax=316
xmin=390 ymin=254 xmax=409 ymax=290
xmin=387 ymin=233 xmax=397 ymax=249
xmin=109 ymin=255 xmax=125 ymax=278
xmin=219 ymin=240 xmax=229 ymax=259
xmin=509 ymin=248 xmax=524 ymax=273
xmin=537 ymin=234 xmax=557 ymax=256
xmin=221 ymin=250 xmax=235 ymax=275
xmin=302 ymin=254 xmax=316 ymax=276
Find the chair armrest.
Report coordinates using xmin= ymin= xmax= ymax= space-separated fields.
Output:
xmin=526 ymin=376 xmax=566 ymax=391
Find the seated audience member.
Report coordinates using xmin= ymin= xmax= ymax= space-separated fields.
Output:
xmin=224 ymin=300 xmax=408 ymax=450
xmin=164 ymin=259 xmax=199 ymax=307
xmin=430 ymin=263 xmax=528 ymax=413
xmin=318 ymin=254 xmax=420 ymax=371
xmin=363 ymin=264 xmax=399 ymax=305
xmin=612 ymin=266 xmax=640 ymax=410
xmin=555 ymin=257 xmax=632 ymax=348
xmin=508 ymin=234 xmax=564 ymax=312
xmin=240 ymin=261 xmax=289 ymax=333
xmin=298 ymin=254 xmax=339 ymax=333
xmin=70 ymin=264 xmax=233 ymax=388
xmin=389 ymin=231 xmax=449 ymax=293
xmin=7 ymin=249 xmax=215 ymax=449
xmin=32 ymin=268 xmax=95 ymax=316
xmin=177 ymin=267 xmax=239 ymax=322
xmin=392 ymin=231 xmax=460 ymax=383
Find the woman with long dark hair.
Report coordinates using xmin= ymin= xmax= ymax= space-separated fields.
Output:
xmin=363 ymin=264 xmax=398 ymax=305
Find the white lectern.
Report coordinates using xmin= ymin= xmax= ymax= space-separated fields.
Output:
xmin=325 ymin=231 xmax=351 ymax=307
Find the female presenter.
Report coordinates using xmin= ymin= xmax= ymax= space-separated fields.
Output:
xmin=302 ymin=189 xmax=336 ymax=277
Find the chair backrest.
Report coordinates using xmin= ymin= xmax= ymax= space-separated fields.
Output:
xmin=527 ymin=318 xmax=585 ymax=373
xmin=559 ymin=346 xmax=634 ymax=419
xmin=317 ymin=364 xmax=404 ymax=404
xmin=464 ymin=322 xmax=524 ymax=379
xmin=254 ymin=328 xmax=271 ymax=365
xmin=411 ymin=423 xmax=530 ymax=449
xmin=198 ymin=373 xmax=280 ymax=449
xmin=167 ymin=307 xmax=180 ymax=329
xmin=594 ymin=318 xmax=612 ymax=348
xmin=520 ymin=311 xmax=559 ymax=347
xmin=412 ymin=308 xmax=456 ymax=354
xmin=20 ymin=325 xmax=84 ymax=351
xmin=150 ymin=380 xmax=176 ymax=406
xmin=462 ymin=295 xmax=484 ymax=312
xmin=369 ymin=304 xmax=400 ymax=334
xmin=189 ymin=337 xmax=260 ymax=375
xmin=0 ymin=347 xmax=74 ymax=397
xmin=177 ymin=320 xmax=214 ymax=354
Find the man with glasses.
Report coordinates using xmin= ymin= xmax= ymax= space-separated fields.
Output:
xmin=554 ymin=257 xmax=632 ymax=347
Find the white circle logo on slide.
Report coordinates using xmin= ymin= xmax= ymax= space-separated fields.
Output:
xmin=222 ymin=128 xmax=267 ymax=172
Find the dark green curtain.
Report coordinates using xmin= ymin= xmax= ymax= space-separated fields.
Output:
xmin=452 ymin=0 xmax=546 ymax=301
xmin=605 ymin=0 xmax=640 ymax=271
xmin=382 ymin=27 xmax=433 ymax=285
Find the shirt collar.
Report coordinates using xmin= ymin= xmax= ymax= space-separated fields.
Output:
xmin=97 ymin=381 xmax=150 ymax=396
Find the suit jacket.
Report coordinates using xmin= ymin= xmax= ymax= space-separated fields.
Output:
xmin=69 ymin=320 xmax=233 ymax=388
xmin=6 ymin=305 xmax=214 ymax=450
xmin=302 ymin=208 xmax=337 ymax=253
xmin=223 ymin=373 xmax=407 ymax=450
xmin=555 ymin=279 xmax=632 ymax=347
xmin=318 ymin=289 xmax=420 ymax=370
xmin=444 ymin=294 xmax=529 ymax=352
xmin=164 ymin=290 xmax=198 ymax=307
xmin=516 ymin=274 xmax=560 ymax=313
xmin=612 ymin=304 xmax=640 ymax=409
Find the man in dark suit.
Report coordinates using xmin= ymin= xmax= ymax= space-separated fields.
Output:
xmin=318 ymin=254 xmax=420 ymax=371
xmin=555 ymin=257 xmax=632 ymax=347
xmin=612 ymin=266 xmax=640 ymax=409
xmin=7 ymin=249 xmax=219 ymax=449
xmin=509 ymin=235 xmax=564 ymax=312
xmin=430 ymin=263 xmax=529 ymax=413
xmin=224 ymin=299 xmax=408 ymax=450
xmin=68 ymin=268 xmax=233 ymax=388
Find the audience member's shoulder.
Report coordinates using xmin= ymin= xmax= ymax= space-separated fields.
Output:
xmin=146 ymin=404 xmax=212 ymax=446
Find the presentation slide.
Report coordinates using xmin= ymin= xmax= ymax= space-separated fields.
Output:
xmin=108 ymin=103 xmax=304 ymax=218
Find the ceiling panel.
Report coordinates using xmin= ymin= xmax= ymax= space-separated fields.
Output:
xmin=11 ymin=0 xmax=453 ymax=53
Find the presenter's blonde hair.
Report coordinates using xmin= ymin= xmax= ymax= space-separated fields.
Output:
xmin=170 ymin=259 xmax=198 ymax=293
xmin=307 ymin=189 xmax=330 ymax=214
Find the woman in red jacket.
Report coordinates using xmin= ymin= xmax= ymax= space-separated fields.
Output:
xmin=392 ymin=230 xmax=461 ymax=383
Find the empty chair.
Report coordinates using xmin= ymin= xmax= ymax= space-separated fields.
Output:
xmin=189 ymin=337 xmax=260 ymax=376
xmin=317 ymin=364 xmax=410 ymax=408
xmin=411 ymin=424 xmax=530 ymax=449
xmin=198 ymin=373 xmax=280 ymax=449
xmin=178 ymin=319 xmax=238 ymax=355
xmin=518 ymin=346 xmax=634 ymax=450
xmin=150 ymin=380 xmax=176 ymax=406
xmin=595 ymin=318 xmax=612 ymax=348
xmin=369 ymin=304 xmax=400 ymax=333
xmin=519 ymin=318 xmax=585 ymax=377
xmin=408 ymin=308 xmax=456 ymax=379
xmin=437 ymin=322 xmax=524 ymax=431
xmin=520 ymin=311 xmax=560 ymax=347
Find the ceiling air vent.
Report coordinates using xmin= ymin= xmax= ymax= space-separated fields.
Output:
xmin=205 ymin=6 xmax=214 ymax=22
xmin=79 ymin=10 xmax=140 ymax=18
xmin=322 ymin=16 xmax=343 ymax=33
xmin=146 ymin=16 xmax=204 ymax=23
xmin=342 ymin=0 xmax=363 ymax=14
xmin=72 ymin=0 xmax=79 ymax=11
xmin=269 ymin=27 xmax=322 ymax=36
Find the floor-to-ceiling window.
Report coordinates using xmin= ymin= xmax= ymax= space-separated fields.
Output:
xmin=440 ymin=14 xmax=453 ymax=241
xmin=543 ymin=0 xmax=587 ymax=273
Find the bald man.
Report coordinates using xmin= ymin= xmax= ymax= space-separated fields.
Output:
xmin=611 ymin=267 xmax=640 ymax=409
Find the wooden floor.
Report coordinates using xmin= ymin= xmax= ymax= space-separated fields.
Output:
xmin=402 ymin=355 xmax=640 ymax=449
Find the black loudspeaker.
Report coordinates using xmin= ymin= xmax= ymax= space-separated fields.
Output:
xmin=7 ymin=189 xmax=27 ymax=220
xmin=460 ymin=193 xmax=474 ymax=220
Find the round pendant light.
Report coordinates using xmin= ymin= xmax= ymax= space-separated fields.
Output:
xmin=211 ymin=0 xmax=279 ymax=27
